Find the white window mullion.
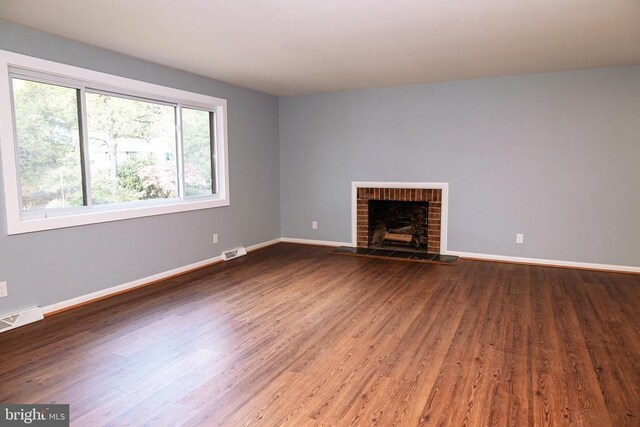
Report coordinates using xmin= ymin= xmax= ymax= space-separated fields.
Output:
xmin=79 ymin=87 xmax=93 ymax=207
xmin=176 ymin=105 xmax=186 ymax=199
xmin=210 ymin=111 xmax=218 ymax=195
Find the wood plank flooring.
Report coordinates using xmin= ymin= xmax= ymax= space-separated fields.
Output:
xmin=0 ymin=243 xmax=639 ymax=426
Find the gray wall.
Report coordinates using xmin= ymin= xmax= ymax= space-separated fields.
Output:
xmin=280 ymin=66 xmax=640 ymax=266
xmin=0 ymin=21 xmax=280 ymax=315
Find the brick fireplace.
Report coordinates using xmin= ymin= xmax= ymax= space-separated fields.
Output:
xmin=352 ymin=184 xmax=446 ymax=254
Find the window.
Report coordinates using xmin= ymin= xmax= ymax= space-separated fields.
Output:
xmin=85 ymin=92 xmax=178 ymax=205
xmin=182 ymin=107 xmax=216 ymax=197
xmin=0 ymin=50 xmax=229 ymax=234
xmin=13 ymin=79 xmax=84 ymax=211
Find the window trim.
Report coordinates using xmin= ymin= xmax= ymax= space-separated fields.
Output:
xmin=0 ymin=50 xmax=230 ymax=235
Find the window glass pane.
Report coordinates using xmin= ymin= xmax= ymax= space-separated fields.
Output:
xmin=182 ymin=108 xmax=214 ymax=196
xmin=86 ymin=92 xmax=178 ymax=204
xmin=12 ymin=78 xmax=84 ymax=210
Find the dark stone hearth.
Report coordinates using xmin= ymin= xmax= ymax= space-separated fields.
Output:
xmin=409 ymin=252 xmax=437 ymax=261
xmin=391 ymin=251 xmax=415 ymax=259
xmin=431 ymin=254 xmax=459 ymax=263
xmin=369 ymin=249 xmax=396 ymax=257
xmin=331 ymin=246 xmax=458 ymax=264
xmin=332 ymin=247 xmax=373 ymax=255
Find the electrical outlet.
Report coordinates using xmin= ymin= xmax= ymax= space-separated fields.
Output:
xmin=312 ymin=221 xmax=318 ymax=230
xmin=516 ymin=234 xmax=524 ymax=244
xmin=0 ymin=281 xmax=7 ymax=298
xmin=212 ymin=233 xmax=218 ymax=244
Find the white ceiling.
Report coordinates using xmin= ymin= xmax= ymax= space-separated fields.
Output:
xmin=1 ymin=0 xmax=639 ymax=96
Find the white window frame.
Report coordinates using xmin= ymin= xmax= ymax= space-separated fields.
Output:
xmin=0 ymin=50 xmax=230 ymax=235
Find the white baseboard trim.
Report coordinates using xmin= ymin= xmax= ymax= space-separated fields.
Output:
xmin=445 ymin=250 xmax=640 ymax=274
xmin=281 ymin=237 xmax=351 ymax=247
xmin=41 ymin=238 xmax=282 ymax=316
xmin=246 ymin=238 xmax=282 ymax=251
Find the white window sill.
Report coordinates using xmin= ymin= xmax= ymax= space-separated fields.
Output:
xmin=8 ymin=197 xmax=230 ymax=235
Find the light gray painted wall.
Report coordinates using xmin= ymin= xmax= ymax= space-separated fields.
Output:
xmin=280 ymin=66 xmax=640 ymax=266
xmin=0 ymin=21 xmax=280 ymax=315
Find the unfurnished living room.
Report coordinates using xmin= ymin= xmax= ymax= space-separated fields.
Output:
xmin=0 ymin=1 xmax=639 ymax=426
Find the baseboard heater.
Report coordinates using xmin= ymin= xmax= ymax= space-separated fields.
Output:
xmin=222 ymin=246 xmax=247 ymax=261
xmin=0 ymin=306 xmax=43 ymax=333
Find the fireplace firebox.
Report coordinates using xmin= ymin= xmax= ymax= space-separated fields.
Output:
xmin=368 ymin=200 xmax=428 ymax=252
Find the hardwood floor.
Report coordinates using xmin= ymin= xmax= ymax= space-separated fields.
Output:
xmin=1 ymin=243 xmax=639 ymax=426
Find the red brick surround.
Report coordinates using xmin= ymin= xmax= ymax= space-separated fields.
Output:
xmin=357 ymin=187 xmax=442 ymax=254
